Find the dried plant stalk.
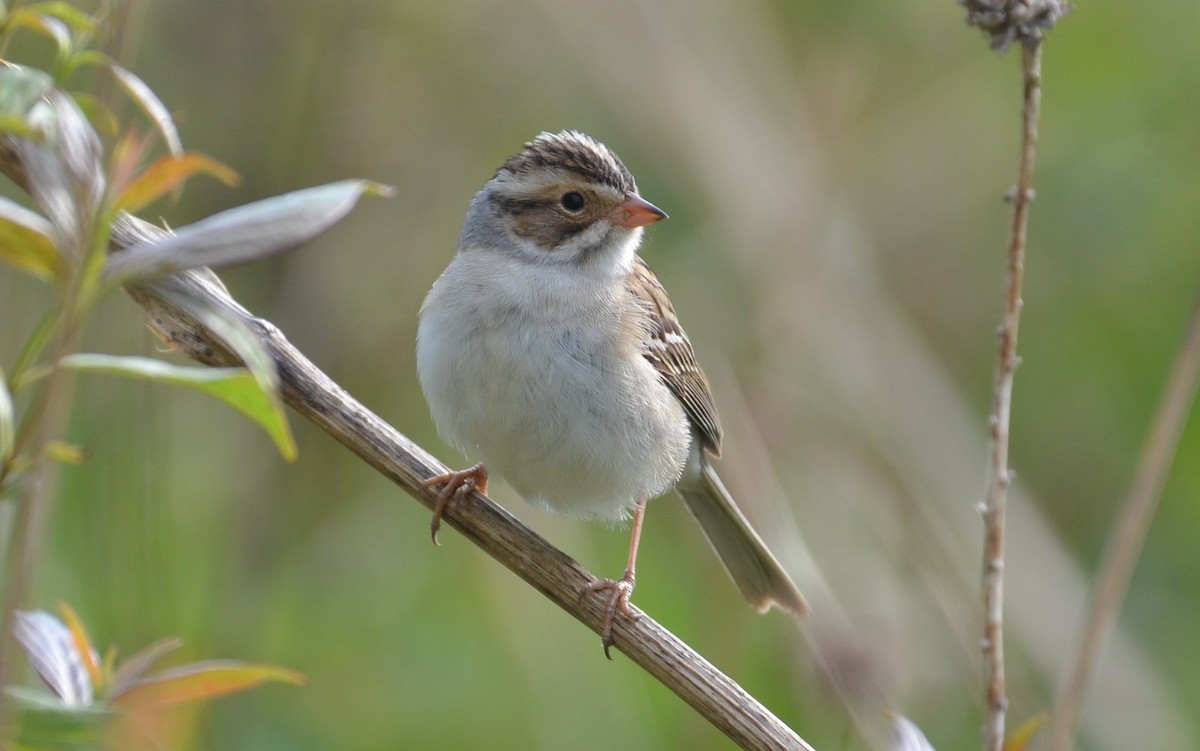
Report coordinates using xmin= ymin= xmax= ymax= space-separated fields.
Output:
xmin=979 ymin=40 xmax=1043 ymax=751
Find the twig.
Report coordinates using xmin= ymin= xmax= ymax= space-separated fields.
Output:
xmin=979 ymin=40 xmax=1042 ymax=751
xmin=82 ymin=210 xmax=812 ymax=750
xmin=1046 ymin=297 xmax=1200 ymax=751
xmin=961 ymin=4 xmax=1070 ymax=750
xmin=0 ymin=140 xmax=815 ymax=749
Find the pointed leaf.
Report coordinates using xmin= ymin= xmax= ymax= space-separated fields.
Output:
xmin=110 ymin=661 xmax=304 ymax=709
xmin=104 ymin=180 xmax=394 ymax=284
xmin=109 ymin=129 xmax=152 ymax=200
xmin=62 ymin=353 xmax=297 ymax=461
xmin=12 ymin=611 xmax=95 ymax=707
xmin=116 ymin=153 xmax=241 ymax=213
xmin=0 ymin=113 xmax=45 ymax=139
xmin=147 ymin=274 xmax=278 ymax=392
xmin=56 ymin=603 xmax=102 ymax=693
xmin=22 ymin=2 xmax=97 ymax=34
xmin=0 ymin=196 xmax=60 ymax=280
xmin=11 ymin=309 xmax=62 ymax=392
xmin=1004 ymin=713 xmax=1048 ymax=751
xmin=108 ymin=62 xmax=181 ymax=156
xmin=70 ymin=91 xmax=119 ymax=138
xmin=108 ymin=637 xmax=182 ymax=698
xmin=43 ymin=439 xmax=85 ymax=464
xmin=9 ymin=9 xmax=72 ymax=57
xmin=0 ymin=367 xmax=13 ymax=465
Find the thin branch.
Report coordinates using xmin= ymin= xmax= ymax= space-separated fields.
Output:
xmin=980 ymin=40 xmax=1043 ymax=751
xmin=0 ymin=138 xmax=814 ymax=750
xmin=961 ymin=4 xmax=1070 ymax=749
xmin=1046 ymin=296 xmax=1200 ymax=751
xmin=118 ymin=221 xmax=815 ymax=751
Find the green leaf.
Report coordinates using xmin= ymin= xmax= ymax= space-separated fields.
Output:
xmin=0 ymin=196 xmax=60 ymax=280
xmin=110 ymin=661 xmax=303 ymax=710
xmin=104 ymin=179 xmax=395 ymax=284
xmin=43 ymin=440 xmax=85 ymax=464
xmin=4 ymin=687 xmax=111 ymax=748
xmin=10 ymin=309 xmax=61 ymax=392
xmin=0 ymin=366 xmax=13 ymax=465
xmin=0 ymin=65 xmax=54 ymax=120
xmin=145 ymin=273 xmax=279 ymax=387
xmin=1003 ymin=713 xmax=1048 ymax=751
xmin=108 ymin=62 xmax=182 ymax=156
xmin=116 ymin=153 xmax=241 ymax=213
xmin=8 ymin=9 xmax=72 ymax=58
xmin=70 ymin=91 xmax=119 ymax=138
xmin=62 ymin=353 xmax=296 ymax=461
xmin=0 ymin=113 xmax=45 ymax=139
xmin=23 ymin=2 xmax=97 ymax=35
xmin=145 ymin=272 xmax=280 ymax=395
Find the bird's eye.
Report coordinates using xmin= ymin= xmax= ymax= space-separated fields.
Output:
xmin=560 ymin=191 xmax=586 ymax=212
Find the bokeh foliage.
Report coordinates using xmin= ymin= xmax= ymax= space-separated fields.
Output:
xmin=3 ymin=1 xmax=1199 ymax=749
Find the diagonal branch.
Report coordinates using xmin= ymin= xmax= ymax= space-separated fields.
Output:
xmin=0 ymin=145 xmax=816 ymax=751
xmin=122 ymin=224 xmax=815 ymax=751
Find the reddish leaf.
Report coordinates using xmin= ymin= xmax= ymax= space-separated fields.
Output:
xmin=117 ymin=153 xmax=240 ymax=213
xmin=109 ymin=130 xmax=152 ymax=201
xmin=57 ymin=602 xmax=103 ymax=692
xmin=110 ymin=661 xmax=304 ymax=710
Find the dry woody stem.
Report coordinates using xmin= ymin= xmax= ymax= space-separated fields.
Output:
xmin=980 ymin=41 xmax=1042 ymax=751
xmin=962 ymin=4 xmax=1070 ymax=750
xmin=0 ymin=147 xmax=816 ymax=751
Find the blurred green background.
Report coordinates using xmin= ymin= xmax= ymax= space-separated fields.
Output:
xmin=3 ymin=1 xmax=1199 ymax=749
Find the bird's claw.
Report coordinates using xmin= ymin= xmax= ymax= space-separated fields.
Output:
xmin=584 ymin=572 xmax=639 ymax=659
xmin=420 ymin=463 xmax=488 ymax=545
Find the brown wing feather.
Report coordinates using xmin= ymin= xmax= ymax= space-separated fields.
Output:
xmin=627 ymin=257 xmax=723 ymax=456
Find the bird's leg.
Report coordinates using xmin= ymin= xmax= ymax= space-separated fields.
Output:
xmin=585 ymin=497 xmax=647 ymax=659
xmin=420 ymin=463 xmax=488 ymax=545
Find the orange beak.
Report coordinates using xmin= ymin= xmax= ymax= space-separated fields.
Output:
xmin=610 ymin=194 xmax=668 ymax=228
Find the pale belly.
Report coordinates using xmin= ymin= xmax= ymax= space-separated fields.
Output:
xmin=418 ymin=297 xmax=691 ymax=521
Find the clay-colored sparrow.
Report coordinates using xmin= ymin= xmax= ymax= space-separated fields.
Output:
xmin=417 ymin=131 xmax=807 ymax=653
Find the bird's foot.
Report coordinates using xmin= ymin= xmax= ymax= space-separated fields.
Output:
xmin=584 ymin=571 xmax=640 ymax=659
xmin=420 ymin=463 xmax=488 ymax=545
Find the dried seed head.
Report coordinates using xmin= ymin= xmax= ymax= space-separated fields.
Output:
xmin=962 ymin=0 xmax=1073 ymax=51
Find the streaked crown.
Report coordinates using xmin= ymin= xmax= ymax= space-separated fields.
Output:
xmin=497 ymin=131 xmax=636 ymax=196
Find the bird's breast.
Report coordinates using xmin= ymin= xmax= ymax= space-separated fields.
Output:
xmin=417 ymin=254 xmax=691 ymax=520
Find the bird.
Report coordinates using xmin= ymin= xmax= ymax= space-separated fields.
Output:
xmin=416 ymin=130 xmax=808 ymax=655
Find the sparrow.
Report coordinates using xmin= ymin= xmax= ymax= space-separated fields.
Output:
xmin=416 ymin=131 xmax=807 ymax=655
